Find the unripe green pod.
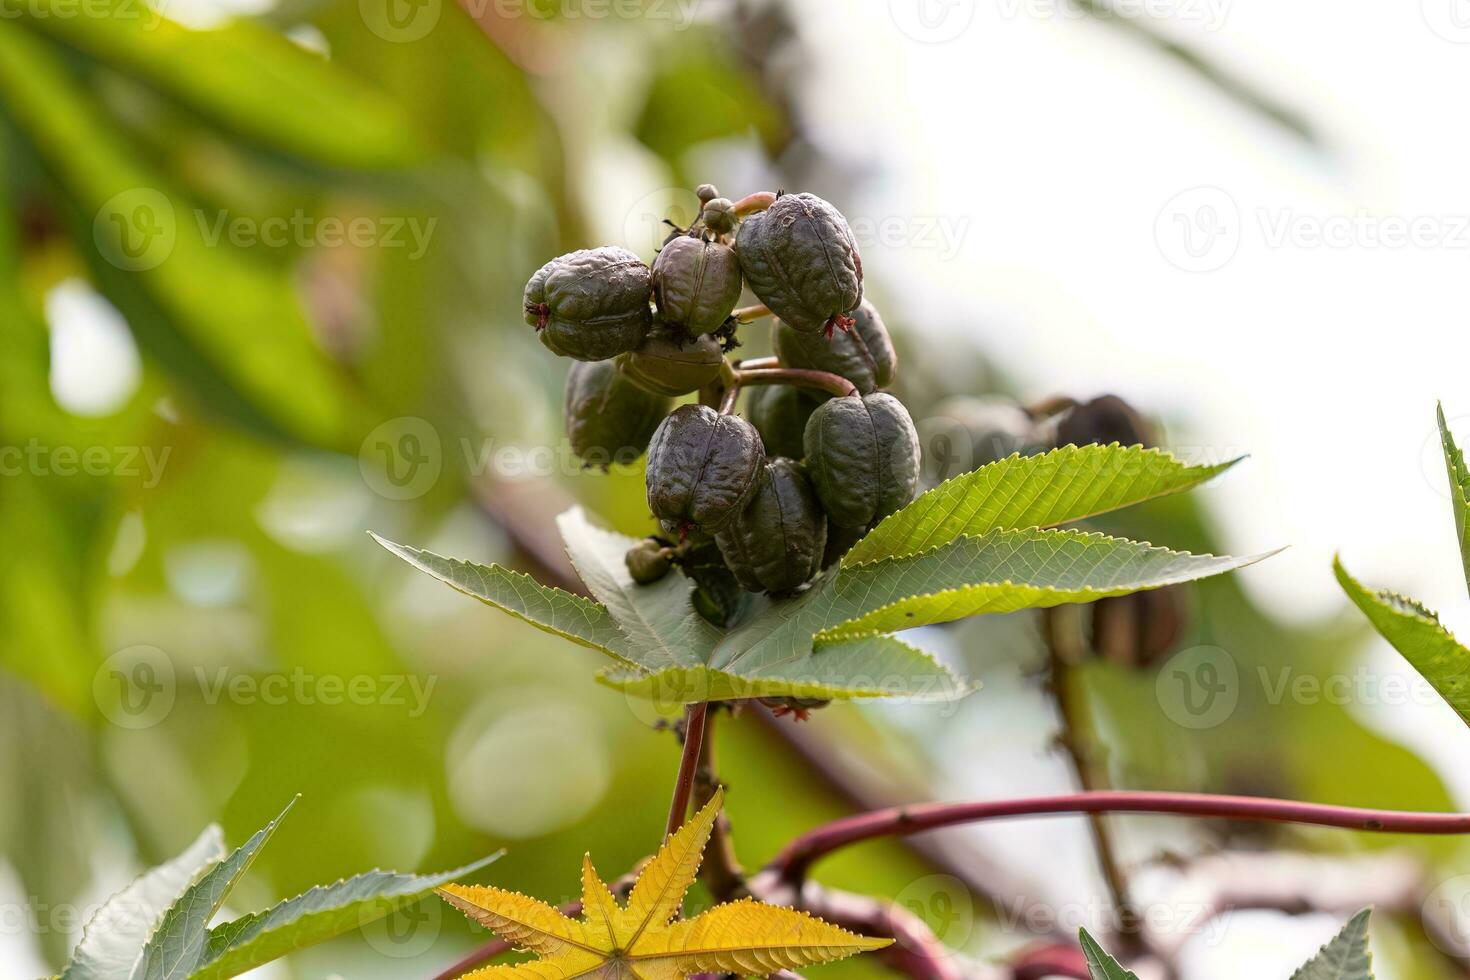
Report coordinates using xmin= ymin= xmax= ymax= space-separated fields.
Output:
xmin=646 ymin=404 xmax=765 ymax=533
xmin=625 ymin=538 xmax=673 ymax=584
xmin=747 ymin=383 xmax=823 ymax=459
xmin=715 ymin=458 xmax=827 ymax=595
xmin=618 ymin=328 xmax=724 ymax=396
xmin=696 ymin=183 xmax=720 ymax=204
xmin=525 ymin=246 xmax=653 ymax=361
xmin=804 ymin=392 xmax=920 ymax=529
xmin=564 ymin=360 xmax=671 ymax=469
xmin=771 ymin=300 xmax=896 ymax=393
xmin=702 ymin=197 xmax=736 ymax=235
xmin=735 ymin=192 xmax=862 ymax=335
xmin=651 ymin=236 xmax=744 ymax=336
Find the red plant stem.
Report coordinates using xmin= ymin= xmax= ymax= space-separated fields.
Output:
xmin=732 ymin=191 xmax=777 ymax=216
xmin=769 ymin=791 xmax=1470 ymax=881
xmin=735 ymin=355 xmax=779 ymax=371
xmin=734 ymin=367 xmax=856 ymax=399
xmin=666 ymin=703 xmax=710 ymax=840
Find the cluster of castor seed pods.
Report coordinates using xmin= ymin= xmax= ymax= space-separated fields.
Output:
xmin=525 ymin=184 xmax=920 ymax=624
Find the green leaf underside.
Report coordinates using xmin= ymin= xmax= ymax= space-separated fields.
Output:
xmin=62 ymin=827 xmax=226 ymax=980
xmin=818 ymin=528 xmax=1276 ymax=642
xmin=1078 ymin=928 xmax=1140 ymax=980
xmin=191 ymin=854 xmax=502 ymax=980
xmin=1289 ymin=908 xmax=1374 ymax=980
xmin=369 ymin=533 xmax=636 ymax=664
xmin=845 ymin=443 xmax=1238 ymax=566
xmin=1335 ymin=557 xmax=1470 ymax=727
xmin=1438 ymin=403 xmax=1470 ymax=598
xmin=136 ymin=799 xmax=296 ymax=980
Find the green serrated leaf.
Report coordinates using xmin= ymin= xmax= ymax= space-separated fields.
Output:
xmin=846 ymin=444 xmax=1238 ymax=566
xmin=4 ymin=0 xmax=418 ymax=169
xmin=136 ymin=799 xmax=296 ymax=980
xmin=61 ymin=827 xmax=226 ymax=980
xmin=190 ymin=853 xmax=501 ymax=980
xmin=369 ymin=531 xmax=635 ymax=664
xmin=1335 ymin=557 xmax=1470 ymax=727
xmin=1438 ymin=403 xmax=1470 ymax=598
xmin=1079 ymin=928 xmax=1139 ymax=979
xmin=1290 ymin=908 xmax=1374 ymax=980
xmin=819 ymin=528 xmax=1276 ymax=642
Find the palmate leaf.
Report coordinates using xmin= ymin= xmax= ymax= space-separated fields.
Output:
xmin=845 ymin=443 xmax=1238 ymax=566
xmin=4 ymin=0 xmax=417 ymax=169
xmin=135 ymin=800 xmax=298 ymax=980
xmin=1078 ymin=928 xmax=1139 ymax=979
xmin=1334 ymin=558 xmax=1470 ymax=726
xmin=1290 ymin=908 xmax=1374 ymax=980
xmin=1438 ymin=403 xmax=1470 ymax=597
xmin=61 ymin=827 xmax=226 ymax=980
xmin=190 ymin=854 xmax=503 ymax=980
xmin=438 ymin=790 xmax=889 ymax=980
xmin=815 ymin=528 xmax=1278 ymax=642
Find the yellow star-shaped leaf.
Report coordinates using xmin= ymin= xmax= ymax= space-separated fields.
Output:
xmin=438 ymin=789 xmax=891 ymax=979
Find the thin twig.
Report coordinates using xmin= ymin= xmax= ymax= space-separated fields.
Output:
xmin=666 ymin=703 xmax=710 ymax=840
xmin=734 ymin=367 xmax=856 ymax=398
xmin=732 ymin=303 xmax=774 ymax=324
xmin=692 ymin=706 xmax=748 ymax=900
xmin=768 ymin=791 xmax=1470 ymax=882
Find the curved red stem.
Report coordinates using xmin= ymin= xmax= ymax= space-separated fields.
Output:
xmin=768 ymin=790 xmax=1470 ymax=881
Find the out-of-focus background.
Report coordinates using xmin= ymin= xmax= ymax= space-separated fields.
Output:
xmin=3 ymin=0 xmax=1470 ymax=976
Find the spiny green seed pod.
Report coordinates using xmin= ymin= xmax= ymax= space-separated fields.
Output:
xmin=735 ymin=192 xmax=862 ymax=336
xmin=747 ymin=383 xmax=823 ymax=459
xmin=618 ymin=327 xmax=724 ymax=397
xmin=651 ymin=236 xmax=744 ymax=336
xmin=715 ymin=458 xmax=827 ymax=595
xmin=646 ymin=404 xmax=765 ymax=533
xmin=524 ymin=246 xmax=653 ymax=361
xmin=564 ymin=360 xmax=671 ymax=469
xmin=772 ymin=299 xmax=895 ymax=394
xmin=625 ymin=538 xmax=673 ymax=584
xmin=702 ymin=197 xmax=736 ymax=235
xmin=804 ymin=392 xmax=920 ymax=529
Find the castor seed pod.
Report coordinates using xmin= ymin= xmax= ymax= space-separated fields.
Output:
xmin=564 ymin=360 xmax=671 ymax=469
xmin=696 ymin=183 xmax=720 ymax=204
xmin=1055 ymin=394 xmax=1157 ymax=449
xmin=715 ymin=458 xmax=827 ymax=595
xmin=927 ymin=395 xmax=1048 ymax=483
xmin=524 ymin=246 xmax=653 ymax=361
xmin=804 ymin=392 xmax=920 ymax=529
xmin=625 ymin=538 xmax=673 ymax=584
xmin=747 ymin=383 xmax=823 ymax=459
xmin=651 ymin=236 xmax=744 ymax=336
xmin=618 ymin=327 xmax=724 ymax=397
xmin=771 ymin=300 xmax=895 ymax=394
xmin=735 ymin=192 xmax=862 ymax=336
xmin=702 ymin=197 xmax=737 ymax=235
xmin=646 ymin=404 xmax=765 ymax=533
